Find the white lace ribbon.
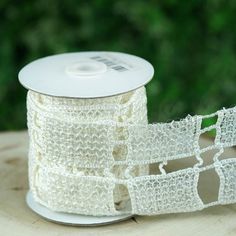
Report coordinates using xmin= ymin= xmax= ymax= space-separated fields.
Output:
xmin=27 ymin=87 xmax=236 ymax=216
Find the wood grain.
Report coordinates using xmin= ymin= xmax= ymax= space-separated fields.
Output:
xmin=0 ymin=131 xmax=235 ymax=236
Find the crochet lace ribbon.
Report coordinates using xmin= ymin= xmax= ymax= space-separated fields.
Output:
xmin=27 ymin=87 xmax=236 ymax=216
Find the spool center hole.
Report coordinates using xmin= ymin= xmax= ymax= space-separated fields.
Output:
xmin=77 ymin=65 xmax=95 ymax=72
xmin=66 ymin=60 xmax=107 ymax=77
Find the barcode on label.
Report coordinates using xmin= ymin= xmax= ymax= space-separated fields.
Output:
xmin=111 ymin=65 xmax=127 ymax=72
xmin=90 ymin=56 xmax=128 ymax=72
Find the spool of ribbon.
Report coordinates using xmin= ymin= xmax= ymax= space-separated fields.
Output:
xmin=19 ymin=52 xmax=236 ymax=223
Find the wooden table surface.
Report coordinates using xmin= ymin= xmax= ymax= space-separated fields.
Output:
xmin=0 ymin=131 xmax=236 ymax=236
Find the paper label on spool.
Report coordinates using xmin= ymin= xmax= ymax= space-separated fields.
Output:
xmin=89 ymin=54 xmax=137 ymax=72
xmin=19 ymin=51 xmax=154 ymax=98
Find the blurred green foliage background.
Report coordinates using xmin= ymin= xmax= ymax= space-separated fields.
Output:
xmin=0 ymin=0 xmax=236 ymax=130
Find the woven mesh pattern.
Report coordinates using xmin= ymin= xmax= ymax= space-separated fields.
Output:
xmin=217 ymin=159 xmax=236 ymax=205
xmin=27 ymin=88 xmax=236 ymax=216
xmin=35 ymin=168 xmax=117 ymax=215
xmin=128 ymin=169 xmax=203 ymax=215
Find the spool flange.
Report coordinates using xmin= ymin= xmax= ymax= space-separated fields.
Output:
xmin=26 ymin=191 xmax=133 ymax=226
xmin=19 ymin=51 xmax=154 ymax=98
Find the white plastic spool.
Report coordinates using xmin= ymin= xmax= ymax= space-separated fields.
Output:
xmin=19 ymin=51 xmax=154 ymax=98
xmin=19 ymin=51 xmax=154 ymax=226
